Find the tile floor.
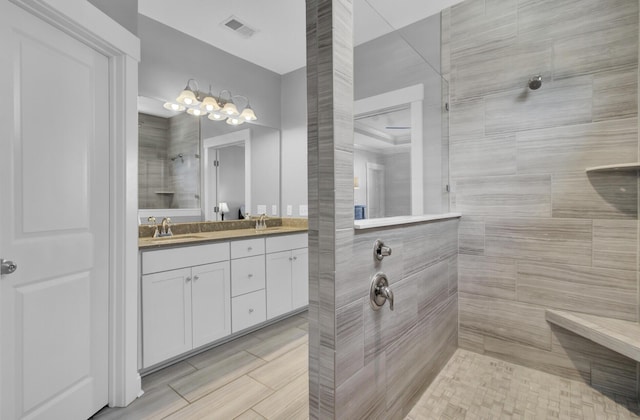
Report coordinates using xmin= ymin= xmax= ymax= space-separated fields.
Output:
xmin=93 ymin=313 xmax=640 ymax=420
xmin=408 ymin=349 xmax=640 ymax=420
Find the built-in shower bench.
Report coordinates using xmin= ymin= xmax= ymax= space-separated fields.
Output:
xmin=546 ymin=309 xmax=640 ymax=362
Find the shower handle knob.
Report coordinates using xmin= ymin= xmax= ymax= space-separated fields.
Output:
xmin=373 ymin=239 xmax=392 ymax=261
xmin=370 ymin=272 xmax=394 ymax=311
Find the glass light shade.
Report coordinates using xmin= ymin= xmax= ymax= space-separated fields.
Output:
xmin=226 ymin=116 xmax=244 ymax=126
xmin=239 ymin=106 xmax=257 ymax=121
xmin=186 ymin=107 xmax=205 ymax=116
xmin=219 ymin=202 xmax=230 ymax=213
xmin=208 ymin=111 xmax=226 ymax=121
xmin=163 ymin=102 xmax=186 ymax=112
xmin=176 ymin=88 xmax=199 ymax=106
xmin=221 ymin=101 xmax=239 ymax=117
xmin=200 ymin=96 xmax=220 ymax=112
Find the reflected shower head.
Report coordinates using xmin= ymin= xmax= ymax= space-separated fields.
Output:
xmin=528 ymin=75 xmax=542 ymax=90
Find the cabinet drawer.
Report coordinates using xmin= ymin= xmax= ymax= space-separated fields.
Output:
xmin=232 ymin=289 xmax=266 ymax=333
xmin=142 ymin=242 xmax=230 ymax=274
xmin=231 ymin=238 xmax=265 ymax=259
xmin=231 ymin=255 xmax=265 ymax=297
xmin=266 ymin=233 xmax=308 ymax=254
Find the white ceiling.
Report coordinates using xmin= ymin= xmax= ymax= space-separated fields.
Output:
xmin=138 ymin=0 xmax=464 ymax=75
xmin=354 ymin=106 xmax=411 ymax=152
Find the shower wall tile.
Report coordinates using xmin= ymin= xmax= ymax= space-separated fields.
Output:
xmin=458 ymin=254 xmax=516 ymax=300
xmin=448 ymin=0 xmax=639 ymax=396
xmin=517 ymin=118 xmax=639 ymax=175
xmin=459 ymin=292 xmax=551 ymax=351
xmin=517 ymin=262 xmax=638 ymax=322
xmin=453 ymin=174 xmax=551 ymax=217
xmin=593 ymin=67 xmax=639 ymax=122
xmin=416 ymin=260 xmax=450 ymax=322
xmin=458 ymin=216 xmax=484 ymax=255
xmin=592 ymin=219 xmax=638 ymax=271
xmin=484 ymin=217 xmax=592 ymax=266
xmin=552 ymin=172 xmax=638 ymax=220
xmin=335 ymin=299 xmax=364 ymax=387
xmin=485 ymin=76 xmax=593 ymax=135
xmin=483 ymin=336 xmax=591 ymax=382
xmin=450 ymin=134 xmax=516 ymax=178
xmin=553 ymin=22 xmax=638 ymax=80
xmin=334 ymin=353 xmax=387 ymax=420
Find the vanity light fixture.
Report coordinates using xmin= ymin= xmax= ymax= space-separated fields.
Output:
xmin=163 ymin=79 xmax=258 ymax=125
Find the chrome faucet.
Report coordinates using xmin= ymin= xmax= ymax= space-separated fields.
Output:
xmin=370 ymin=272 xmax=394 ymax=311
xmin=160 ymin=217 xmax=172 ymax=237
xmin=148 ymin=216 xmax=159 ymax=238
xmin=256 ymin=213 xmax=267 ymax=230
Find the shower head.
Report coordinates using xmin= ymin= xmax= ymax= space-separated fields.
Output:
xmin=171 ymin=153 xmax=184 ymax=163
xmin=528 ymin=75 xmax=542 ymax=90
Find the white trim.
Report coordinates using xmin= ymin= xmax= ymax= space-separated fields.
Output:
xmin=138 ymin=208 xmax=202 ymax=220
xmin=10 ymin=0 xmax=142 ymax=408
xmin=353 ymin=213 xmax=461 ymax=229
xmin=355 ymin=84 xmax=424 ymax=217
xmin=202 ymin=129 xmax=252 ymax=220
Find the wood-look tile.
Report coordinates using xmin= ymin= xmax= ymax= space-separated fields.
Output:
xmin=245 ymin=326 xmax=307 ymax=362
xmin=593 ymin=219 xmax=638 ymax=271
xmin=459 ymin=292 xmax=551 ymax=350
xmin=553 ymin=23 xmax=638 ymax=80
xmin=233 ymin=409 xmax=266 ymax=420
xmin=401 ymin=223 xmax=445 ymax=278
xmin=517 ymin=118 xmax=638 ymax=174
xmin=92 ymin=385 xmax=187 ymax=420
xmin=450 ymin=134 xmax=516 ymax=178
xmin=458 ymin=325 xmax=485 ymax=353
xmin=450 ymin=5 xmax=516 ymax=60
xmin=453 ymin=174 xmax=551 ymax=217
xmin=485 ymin=76 xmax=593 ymax=135
xmin=142 ymin=361 xmax=196 ymax=392
xmin=593 ymin=67 xmax=638 ymax=122
xmin=170 ymin=351 xmax=266 ymax=402
xmin=458 ymin=216 xmax=484 ymax=255
xmin=186 ymin=334 xmax=263 ymax=370
xmin=335 ymin=299 xmax=364 ymax=387
xmin=447 ymin=255 xmax=458 ymax=296
xmin=458 ymin=254 xmax=516 ymax=300
xmin=552 ymin=171 xmax=637 ymax=220
xmin=335 ymin=353 xmax=386 ymax=420
xmin=252 ymin=372 xmax=309 ymax=420
xmin=165 ymin=375 xmax=273 ymax=420
xmin=248 ymin=343 xmax=308 ymax=390
xmin=551 ymin=325 xmax=634 ymax=368
xmin=250 ymin=314 xmax=308 ymax=341
xmin=518 ymin=262 xmax=637 ymax=321
xmin=484 ymin=217 xmax=592 ymax=266
xmin=416 ymin=260 xmax=450 ymax=322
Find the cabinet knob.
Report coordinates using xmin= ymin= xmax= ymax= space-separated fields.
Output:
xmin=186 ymin=276 xmax=192 ymax=282
xmin=248 ymin=273 xmax=253 ymax=278
xmin=249 ymin=308 xmax=254 ymax=314
xmin=248 ymin=246 xmax=253 ymax=251
xmin=193 ymin=275 xmax=199 ymax=281
xmin=293 ymin=256 xmax=297 ymax=261
xmin=289 ymin=257 xmax=293 ymax=261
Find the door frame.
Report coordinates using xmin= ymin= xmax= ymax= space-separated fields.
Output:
xmin=9 ymin=0 xmax=141 ymax=407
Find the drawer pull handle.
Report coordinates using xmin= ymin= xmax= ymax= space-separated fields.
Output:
xmin=249 ymin=308 xmax=254 ymax=314
xmin=248 ymin=274 xmax=253 ymax=278
xmin=193 ymin=275 xmax=199 ymax=280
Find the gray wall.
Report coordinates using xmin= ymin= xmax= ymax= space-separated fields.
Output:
xmin=217 ymin=145 xmax=245 ymax=220
xmin=89 ymin=0 xmax=138 ymax=35
xmin=138 ymin=15 xmax=282 ymax=131
xmin=446 ymin=0 xmax=639 ymax=397
xmin=307 ymin=1 xmax=459 ymax=418
xmin=251 ymin=126 xmax=281 ymax=216
xmin=281 ymin=67 xmax=309 ymax=217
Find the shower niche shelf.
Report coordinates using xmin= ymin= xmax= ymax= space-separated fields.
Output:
xmin=585 ymin=163 xmax=640 ymax=173
xmin=546 ymin=309 xmax=640 ymax=362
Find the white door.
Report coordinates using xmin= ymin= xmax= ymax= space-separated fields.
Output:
xmin=0 ymin=2 xmax=110 ymax=419
xmin=192 ymin=261 xmax=231 ymax=348
xmin=266 ymin=251 xmax=293 ymax=319
xmin=366 ymin=162 xmax=385 ymax=218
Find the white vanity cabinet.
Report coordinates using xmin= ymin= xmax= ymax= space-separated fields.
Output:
xmin=266 ymin=234 xmax=309 ymax=319
xmin=230 ymin=238 xmax=267 ymax=333
xmin=141 ymin=243 xmax=231 ymax=368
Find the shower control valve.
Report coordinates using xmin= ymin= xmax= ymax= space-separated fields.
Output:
xmin=373 ymin=239 xmax=392 ymax=261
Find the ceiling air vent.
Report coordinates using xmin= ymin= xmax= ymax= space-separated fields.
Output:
xmin=221 ymin=16 xmax=257 ymax=39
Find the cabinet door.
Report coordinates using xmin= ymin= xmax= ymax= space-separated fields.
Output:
xmin=266 ymin=251 xmax=293 ymax=319
xmin=142 ymin=268 xmax=192 ymax=368
xmin=291 ymin=248 xmax=309 ymax=309
xmin=192 ymin=261 xmax=231 ymax=348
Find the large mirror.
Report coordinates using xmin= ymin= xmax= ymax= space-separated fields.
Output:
xmin=138 ymin=96 xmax=280 ymax=222
xmin=353 ymin=11 xmax=450 ymax=221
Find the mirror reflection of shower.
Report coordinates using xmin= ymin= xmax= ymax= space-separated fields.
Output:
xmin=170 ymin=153 xmax=184 ymax=163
